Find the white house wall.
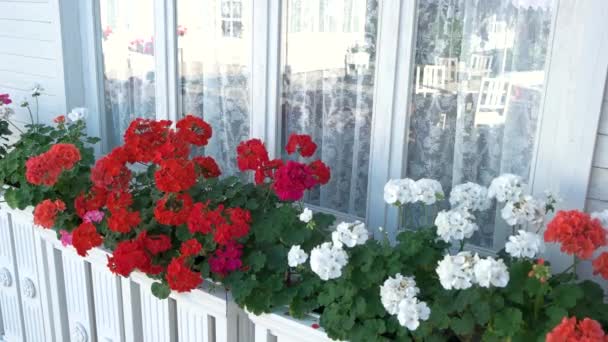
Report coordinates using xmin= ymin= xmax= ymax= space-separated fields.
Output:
xmin=0 ymin=0 xmax=67 ymax=129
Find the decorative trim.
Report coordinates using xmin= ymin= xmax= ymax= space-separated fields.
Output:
xmin=21 ymin=277 xmax=36 ymax=298
xmin=71 ymin=323 xmax=88 ymax=342
xmin=0 ymin=267 xmax=12 ymax=287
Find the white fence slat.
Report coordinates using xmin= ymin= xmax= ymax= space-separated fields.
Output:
xmin=0 ymin=210 xmax=25 ymax=341
xmin=139 ymin=282 xmax=176 ymax=342
xmin=62 ymin=250 xmax=96 ymax=342
xmin=90 ymin=248 xmax=125 ymax=342
xmin=9 ymin=210 xmax=52 ymax=341
xmin=43 ymin=234 xmax=68 ymax=342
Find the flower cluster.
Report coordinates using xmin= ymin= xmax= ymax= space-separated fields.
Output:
xmin=236 ymin=134 xmax=330 ymax=201
xmin=187 ymin=202 xmax=251 ymax=245
xmin=500 ymin=195 xmax=546 ymax=227
xmin=449 ymin=182 xmax=491 ymax=211
xmin=434 ymin=209 xmax=478 ymax=243
xmin=384 ymin=178 xmax=444 ymax=206
xmin=33 ymin=199 xmax=66 ymax=228
xmin=310 ymin=242 xmax=349 ymax=281
xmin=107 ymin=232 xmax=169 ymax=276
xmin=546 ymin=317 xmax=608 ymax=342
xmin=505 ymin=230 xmax=545 ymax=259
xmin=0 ymin=93 xmax=14 ymax=119
xmin=592 ymin=252 xmax=608 ymax=280
xmin=488 ymin=173 xmax=525 ymax=203
xmin=436 ymin=252 xmax=509 ymax=290
xmin=288 ymin=245 xmax=309 ymax=267
xmin=26 ymin=143 xmax=81 ymax=186
xmin=331 ymin=221 xmax=369 ymax=248
xmin=544 ymin=210 xmax=607 ymax=259
xmin=209 ymin=241 xmax=244 ymax=276
xmin=380 ymin=274 xmax=430 ymax=331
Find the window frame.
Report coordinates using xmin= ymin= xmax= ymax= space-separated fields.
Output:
xmin=74 ymin=0 xmax=608 ymax=266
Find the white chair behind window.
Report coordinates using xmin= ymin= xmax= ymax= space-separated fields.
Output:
xmin=434 ymin=57 xmax=458 ymax=82
xmin=415 ymin=65 xmax=447 ymax=96
xmin=474 ymin=77 xmax=512 ymax=126
xmin=469 ymin=54 xmax=493 ymax=79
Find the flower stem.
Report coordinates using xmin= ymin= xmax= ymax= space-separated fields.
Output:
xmin=6 ymin=120 xmax=23 ymax=134
xmin=398 ymin=205 xmax=404 ymax=231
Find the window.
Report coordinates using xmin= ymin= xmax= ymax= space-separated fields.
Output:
xmin=99 ymin=0 xmax=156 ymax=148
xmin=281 ymin=0 xmax=378 ymax=218
xmin=220 ymin=0 xmax=243 ymax=38
xmin=177 ymin=0 xmax=251 ymax=176
xmin=89 ymin=0 xmax=570 ymax=253
xmin=407 ymin=0 xmax=554 ymax=248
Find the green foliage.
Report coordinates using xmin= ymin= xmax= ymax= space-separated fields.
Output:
xmin=0 ymin=120 xmax=11 ymax=158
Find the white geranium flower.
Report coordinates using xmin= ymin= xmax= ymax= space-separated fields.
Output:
xmin=501 ymin=195 xmax=545 ymax=226
xmin=310 ymin=242 xmax=348 ymax=281
xmin=287 ymin=245 xmax=308 ymax=267
xmin=436 ymin=252 xmax=478 ymax=290
xmin=591 ymin=210 xmax=608 ymax=228
xmin=31 ymin=84 xmax=44 ymax=97
xmin=332 ymin=221 xmax=368 ymax=248
xmin=449 ymin=182 xmax=491 ymax=211
xmin=414 ymin=178 xmax=444 ymax=205
xmin=473 ymin=257 xmax=509 ymax=288
xmin=67 ymin=107 xmax=88 ymax=122
xmin=397 ymin=297 xmax=430 ymax=331
xmin=379 ymin=274 xmax=420 ymax=315
xmin=435 ymin=209 xmax=479 ymax=243
xmin=505 ymin=230 xmax=545 ymax=259
xmin=488 ymin=174 xmax=525 ymax=203
xmin=384 ymin=178 xmax=418 ymax=205
xmin=0 ymin=106 xmax=14 ymax=120
xmin=299 ymin=208 xmax=313 ymax=223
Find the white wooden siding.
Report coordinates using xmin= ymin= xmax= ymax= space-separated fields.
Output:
xmin=586 ymin=77 xmax=608 ymax=213
xmin=0 ymin=0 xmax=67 ymax=126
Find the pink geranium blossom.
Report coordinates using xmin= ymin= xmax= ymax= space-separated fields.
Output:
xmin=59 ymin=230 xmax=73 ymax=247
xmin=83 ymin=210 xmax=105 ymax=223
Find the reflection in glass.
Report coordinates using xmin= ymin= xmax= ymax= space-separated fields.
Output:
xmin=100 ymin=0 xmax=156 ymax=148
xmin=281 ymin=0 xmax=378 ymax=217
xmin=177 ymin=0 xmax=251 ymax=176
xmin=407 ymin=0 xmax=553 ymax=247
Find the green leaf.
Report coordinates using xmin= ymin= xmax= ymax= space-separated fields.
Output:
xmin=493 ymin=308 xmax=523 ymax=337
xmin=151 ymin=282 xmax=171 ymax=299
xmin=175 ymin=226 xmax=193 ymax=242
xmin=450 ymin=312 xmax=475 ymax=336
xmin=549 ymin=284 xmax=583 ymax=309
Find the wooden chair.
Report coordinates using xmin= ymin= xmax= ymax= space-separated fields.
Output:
xmin=468 ymin=54 xmax=493 ymax=79
xmin=474 ymin=77 xmax=512 ymax=126
xmin=434 ymin=57 xmax=459 ymax=82
xmin=415 ymin=65 xmax=447 ymax=96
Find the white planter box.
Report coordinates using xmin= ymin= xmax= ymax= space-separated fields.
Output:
xmin=0 ymin=202 xmax=335 ymax=342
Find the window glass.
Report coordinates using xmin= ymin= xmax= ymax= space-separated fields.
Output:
xmin=100 ymin=0 xmax=156 ymax=148
xmin=407 ymin=0 xmax=554 ymax=247
xmin=177 ymin=0 xmax=251 ymax=176
xmin=281 ymin=0 xmax=378 ymax=218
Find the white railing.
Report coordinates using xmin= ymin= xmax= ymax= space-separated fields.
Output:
xmin=0 ymin=204 xmax=333 ymax=342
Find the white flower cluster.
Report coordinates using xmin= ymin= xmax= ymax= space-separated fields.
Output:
xmin=299 ymin=208 xmax=313 ymax=223
xmin=500 ymin=195 xmax=546 ymax=227
xmin=435 ymin=209 xmax=479 ymax=243
xmin=0 ymin=105 xmax=14 ymax=120
xmin=310 ymin=242 xmax=349 ymax=281
xmin=67 ymin=107 xmax=88 ymax=123
xmin=332 ymin=221 xmax=369 ymax=248
xmin=287 ymin=245 xmax=308 ymax=267
xmin=384 ymin=178 xmax=444 ymax=206
xmin=505 ymin=230 xmax=544 ymax=259
xmin=449 ymin=182 xmax=491 ymax=211
xmin=436 ymin=252 xmax=509 ymax=290
xmin=591 ymin=209 xmax=608 ymax=228
xmin=380 ymin=274 xmax=430 ymax=331
xmin=488 ymin=174 xmax=525 ymax=203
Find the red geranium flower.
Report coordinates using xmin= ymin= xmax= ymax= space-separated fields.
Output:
xmin=75 ymin=187 xmax=108 ymax=218
xmin=226 ymin=207 xmax=251 ymax=239
xmin=25 ymin=144 xmax=79 ymax=186
xmin=272 ymin=161 xmax=317 ymax=201
xmin=54 ymin=115 xmax=66 ymax=123
xmin=72 ymin=222 xmax=103 ymax=256
xmin=107 ymin=240 xmax=150 ymax=277
xmin=176 ymin=115 xmax=212 ymax=146
xmin=137 ymin=231 xmax=172 ymax=255
xmin=33 ymin=199 xmax=66 ymax=228
xmin=123 ymin=118 xmax=171 ymax=163
xmin=193 ymin=156 xmax=221 ymax=178
xmin=286 ymin=134 xmax=317 ymax=157
xmin=91 ymin=147 xmax=132 ymax=191
xmin=106 ymin=190 xmax=133 ymax=210
xmin=166 ymin=256 xmax=202 ymax=292
xmin=48 ymin=143 xmax=81 ymax=169
xmin=107 ymin=208 xmax=141 ymax=233
xmin=547 ymin=317 xmax=608 ymax=342
xmin=188 ymin=202 xmax=220 ymax=234
xmin=592 ymin=252 xmax=608 ymax=280
xmin=254 ymin=159 xmax=283 ymax=185
xmin=154 ymin=193 xmax=193 ymax=226
xmin=545 ymin=210 xmax=607 ymax=259
xmin=154 ymin=158 xmax=196 ymax=193
xmin=180 ymin=239 xmax=202 ymax=256
xmin=236 ymin=139 xmax=269 ymax=171
xmin=309 ymin=160 xmax=331 ymax=185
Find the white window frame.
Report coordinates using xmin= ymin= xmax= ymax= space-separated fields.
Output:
xmin=68 ymin=0 xmax=608 ymax=268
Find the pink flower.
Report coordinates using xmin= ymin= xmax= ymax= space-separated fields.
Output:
xmin=272 ymin=161 xmax=317 ymax=201
xmin=60 ymin=230 xmax=73 ymax=247
xmin=0 ymin=94 xmax=12 ymax=105
xmin=83 ymin=210 xmax=105 ymax=223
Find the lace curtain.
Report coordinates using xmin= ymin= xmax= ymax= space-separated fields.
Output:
xmin=177 ymin=0 xmax=251 ymax=177
xmin=407 ymin=0 xmax=553 ymax=247
xmin=100 ymin=0 xmax=156 ymax=149
xmin=282 ymin=0 xmax=378 ymax=218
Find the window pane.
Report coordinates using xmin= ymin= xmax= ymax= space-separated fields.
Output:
xmin=281 ymin=0 xmax=378 ymax=217
xmin=100 ymin=0 xmax=156 ymax=148
xmin=177 ymin=0 xmax=251 ymax=176
xmin=408 ymin=0 xmax=554 ymax=247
